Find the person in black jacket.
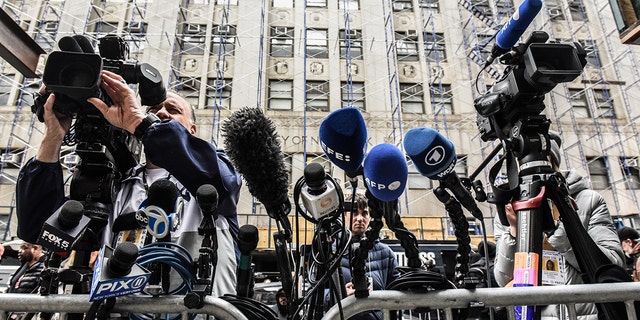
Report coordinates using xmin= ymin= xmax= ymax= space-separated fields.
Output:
xmin=7 ymin=242 xmax=45 ymax=294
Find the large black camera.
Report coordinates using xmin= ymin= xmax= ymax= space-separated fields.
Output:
xmin=36 ymin=34 xmax=165 ymax=120
xmin=474 ymin=31 xmax=587 ymax=142
xmin=31 ymin=34 xmax=166 ymax=204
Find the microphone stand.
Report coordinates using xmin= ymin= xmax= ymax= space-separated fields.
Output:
xmin=185 ymin=185 xmax=219 ymax=310
xmin=499 ymin=116 xmax=632 ymax=320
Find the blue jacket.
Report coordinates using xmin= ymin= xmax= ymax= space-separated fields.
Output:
xmin=339 ymin=238 xmax=400 ymax=320
xmin=341 ymin=239 xmax=400 ymax=291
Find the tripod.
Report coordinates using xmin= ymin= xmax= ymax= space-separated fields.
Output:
xmin=491 ymin=115 xmax=632 ymax=320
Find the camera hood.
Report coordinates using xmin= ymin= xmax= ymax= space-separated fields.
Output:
xmin=43 ymin=51 xmax=103 ymax=98
xmin=524 ymin=43 xmax=583 ymax=87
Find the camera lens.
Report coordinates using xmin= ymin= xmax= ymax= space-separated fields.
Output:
xmin=59 ymin=63 xmax=98 ymax=88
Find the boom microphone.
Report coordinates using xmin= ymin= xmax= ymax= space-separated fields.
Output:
xmin=236 ymin=224 xmax=259 ymax=298
xmin=319 ymin=108 xmax=367 ymax=177
xmin=485 ymin=0 xmax=542 ymax=67
xmin=363 ymin=143 xmax=408 ymax=201
xmin=404 ymin=128 xmax=483 ymax=220
xmin=38 ymin=200 xmax=90 ymax=252
xmin=221 ymin=107 xmax=291 ymax=220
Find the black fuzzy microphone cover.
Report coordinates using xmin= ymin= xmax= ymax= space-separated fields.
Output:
xmin=221 ymin=107 xmax=290 ymax=219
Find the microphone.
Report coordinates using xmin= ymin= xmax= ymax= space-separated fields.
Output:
xmin=300 ymin=162 xmax=340 ymax=221
xmin=363 ymin=143 xmax=408 ymax=202
xmin=222 ymin=107 xmax=291 ymax=221
xmin=38 ymin=200 xmax=91 ymax=252
xmin=89 ymin=243 xmax=151 ymax=301
xmin=196 ymin=184 xmax=218 ymax=218
xmin=484 ymin=0 xmax=542 ymax=67
xmin=142 ymin=179 xmax=182 ymax=241
xmin=236 ymin=224 xmax=259 ymax=298
xmin=319 ymin=108 xmax=368 ymax=177
xmin=404 ymin=128 xmax=483 ymax=220
xmin=222 ymin=107 xmax=294 ymax=300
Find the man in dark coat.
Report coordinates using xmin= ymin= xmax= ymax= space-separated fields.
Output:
xmin=7 ymin=242 xmax=45 ymax=294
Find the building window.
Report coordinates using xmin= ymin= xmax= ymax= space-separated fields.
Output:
xmin=339 ymin=0 xmax=359 ymax=10
xmin=181 ymin=24 xmax=207 ymax=55
xmin=569 ymin=89 xmax=590 ymax=118
xmin=215 ymin=0 xmax=238 ymax=5
xmin=620 ymin=157 xmax=640 ymax=190
xmin=127 ymin=21 xmax=147 ymax=36
xmin=396 ymin=30 xmax=419 ymax=61
xmin=569 ymin=0 xmax=586 ymax=21
xmin=400 ymin=83 xmax=424 ymax=114
xmin=545 ymin=0 xmax=565 ymax=20
xmin=476 ymin=34 xmax=494 ymax=61
xmin=470 ymin=0 xmax=493 ymax=19
xmin=455 ymin=155 xmax=468 ymax=178
xmin=211 ymin=24 xmax=237 ymax=56
xmin=306 ymin=0 xmax=326 ymax=7
xmin=273 ymin=0 xmax=293 ymax=7
xmin=339 ymin=29 xmax=363 ymax=60
xmin=341 ymin=82 xmax=365 ymax=110
xmin=495 ymin=0 xmax=513 ymax=17
xmin=593 ymin=89 xmax=615 ymax=118
xmin=96 ymin=21 xmax=118 ymax=35
xmin=393 ymin=0 xmax=413 ymax=11
xmin=430 ymin=84 xmax=453 ymax=115
xmin=268 ymin=80 xmax=293 ymax=110
xmin=419 ymin=0 xmax=440 ymax=13
xmin=588 ymin=157 xmax=610 ymax=190
xmin=270 ymin=26 xmax=294 ymax=57
xmin=0 ymin=75 xmax=14 ymax=106
xmin=577 ymin=39 xmax=601 ymax=68
xmin=424 ymin=32 xmax=446 ymax=62
xmin=306 ymin=81 xmax=330 ymax=112
xmin=306 ymin=29 xmax=328 ymax=58
xmin=176 ymin=77 xmax=201 ymax=107
xmin=206 ymin=78 xmax=232 ymax=110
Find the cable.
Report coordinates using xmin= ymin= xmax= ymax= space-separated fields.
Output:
xmin=219 ymin=295 xmax=278 ymax=320
xmin=130 ymin=242 xmax=197 ymax=320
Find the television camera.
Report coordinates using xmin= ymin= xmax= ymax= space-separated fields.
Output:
xmin=474 ymin=31 xmax=587 ymax=143
xmin=32 ymin=34 xmax=166 ymax=205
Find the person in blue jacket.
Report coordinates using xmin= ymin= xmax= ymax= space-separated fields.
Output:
xmin=16 ymin=70 xmax=242 ymax=297
xmin=341 ymin=193 xmax=400 ymax=320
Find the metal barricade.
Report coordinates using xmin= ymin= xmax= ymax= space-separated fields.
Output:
xmin=0 ymin=294 xmax=248 ymax=320
xmin=324 ymin=282 xmax=640 ymax=320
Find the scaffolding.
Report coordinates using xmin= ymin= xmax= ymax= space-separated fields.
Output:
xmin=2 ymin=0 xmax=640 ymax=241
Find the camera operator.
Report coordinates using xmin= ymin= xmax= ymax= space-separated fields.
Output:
xmin=15 ymin=70 xmax=242 ymax=297
xmin=493 ymin=139 xmax=624 ymax=319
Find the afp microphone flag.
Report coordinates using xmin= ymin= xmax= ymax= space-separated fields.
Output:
xmin=363 ymin=143 xmax=408 ymax=201
xmin=319 ymin=107 xmax=367 ymax=175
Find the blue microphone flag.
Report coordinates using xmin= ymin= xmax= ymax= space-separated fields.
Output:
xmin=319 ymin=108 xmax=367 ymax=174
xmin=363 ymin=143 xmax=407 ymax=201
xmin=404 ymin=128 xmax=457 ymax=180
xmin=495 ymin=0 xmax=542 ymax=50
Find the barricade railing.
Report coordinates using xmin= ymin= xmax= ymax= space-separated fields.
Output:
xmin=0 ymin=294 xmax=248 ymax=320
xmin=323 ymin=282 xmax=640 ymax=320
